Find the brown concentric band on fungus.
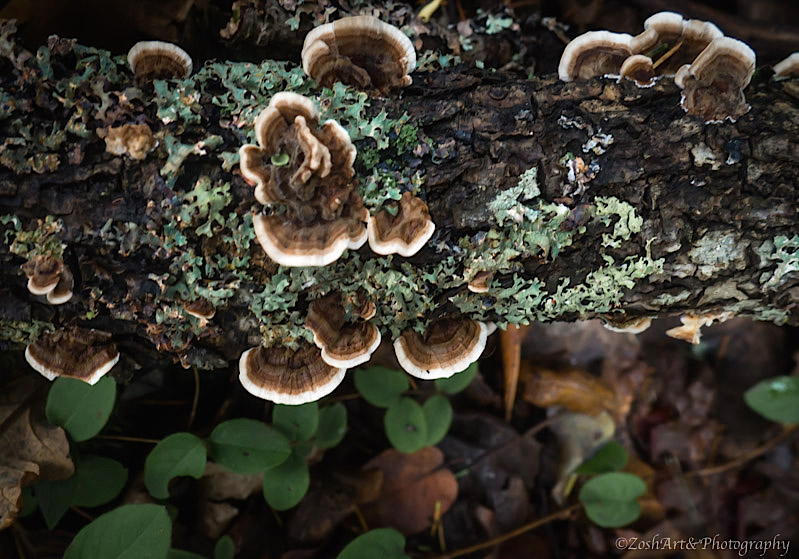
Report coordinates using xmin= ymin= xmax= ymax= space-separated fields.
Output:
xmin=305 ymin=293 xmax=381 ymax=368
xmin=676 ymin=36 xmax=756 ymax=123
xmin=393 ymin=318 xmax=491 ymax=380
xmin=26 ymin=326 xmax=119 ymax=385
xmin=366 ymin=191 xmax=435 ymax=257
xmin=127 ymin=40 xmax=192 ymax=83
xmin=239 ymin=342 xmax=346 ymax=404
xmin=302 ymin=15 xmax=416 ymax=93
xmin=239 ymin=92 xmax=367 ymax=267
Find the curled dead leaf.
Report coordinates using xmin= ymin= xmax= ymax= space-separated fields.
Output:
xmin=0 ymin=374 xmax=73 ymax=529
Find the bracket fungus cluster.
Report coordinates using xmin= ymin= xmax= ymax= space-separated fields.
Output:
xmin=394 ymin=318 xmax=493 ymax=380
xmin=26 ymin=326 xmax=119 ymax=385
xmin=302 ymin=15 xmax=416 ymax=94
xmin=21 ymin=255 xmax=73 ymax=305
xmin=127 ymin=40 xmax=192 ymax=84
xmin=559 ymin=11 xmax=756 ymax=122
xmin=240 ymin=92 xmax=368 ymax=267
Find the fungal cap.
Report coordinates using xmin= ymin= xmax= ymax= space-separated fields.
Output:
xmin=665 ymin=311 xmax=733 ymax=344
xmin=253 ymin=210 xmax=368 ymax=267
xmin=22 ymin=255 xmax=62 ymax=296
xmin=238 ymin=344 xmax=346 ymax=404
xmin=184 ymin=298 xmax=216 ymax=320
xmin=774 ymin=52 xmax=799 ymax=79
xmin=558 ymin=30 xmax=634 ymax=82
xmin=393 ymin=318 xmax=489 ymax=380
xmin=103 ymin=123 xmax=157 ymax=160
xmin=632 ymin=12 xmax=685 ymax=54
xmin=302 ymin=15 xmax=416 ymax=91
xmin=366 ymin=192 xmax=435 ymax=257
xmin=677 ymin=37 xmax=756 ymax=122
xmin=601 ymin=316 xmax=652 ymax=334
xmin=25 ymin=326 xmax=119 ymax=385
xmin=305 ymin=294 xmax=381 ymax=369
xmin=619 ymin=54 xmax=655 ymax=87
xmin=46 ymin=266 xmax=73 ymax=305
xmin=127 ymin=40 xmax=192 ymax=82
xmin=467 ymin=271 xmax=493 ymax=294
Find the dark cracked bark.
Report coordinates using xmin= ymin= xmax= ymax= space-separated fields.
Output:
xmin=0 ymin=30 xmax=798 ymax=371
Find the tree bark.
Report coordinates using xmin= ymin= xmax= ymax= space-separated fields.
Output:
xmin=0 ymin=25 xmax=797 ymax=370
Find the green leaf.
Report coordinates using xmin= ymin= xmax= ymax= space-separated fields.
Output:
xmin=36 ymin=475 xmax=77 ymax=529
xmin=167 ymin=550 xmax=206 ymax=559
xmin=354 ymin=366 xmax=409 ymax=408
xmin=337 ymin=528 xmax=409 ymax=559
xmin=384 ymin=397 xmax=427 ymax=453
xmin=73 ymin=455 xmax=128 ymax=507
xmin=744 ymin=376 xmax=799 ymax=423
xmin=575 ymin=441 xmax=629 ymax=475
xmin=316 ymin=403 xmax=347 ymax=449
xmin=273 ymin=402 xmax=319 ymax=441
xmin=64 ymin=504 xmax=171 ymax=559
xmin=208 ymin=419 xmax=291 ymax=474
xmin=262 ymin=450 xmax=310 ymax=511
xmin=45 ymin=377 xmax=116 ymax=441
xmin=434 ymin=363 xmax=478 ymax=394
xmin=214 ymin=535 xmax=235 ymax=559
xmin=144 ymin=432 xmax=207 ymax=499
xmin=579 ymin=472 xmax=646 ymax=528
xmin=422 ymin=395 xmax=452 ymax=446
xmin=20 ymin=486 xmax=37 ymax=518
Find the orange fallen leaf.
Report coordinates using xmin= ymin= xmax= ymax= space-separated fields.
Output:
xmin=523 ymin=365 xmax=616 ymax=417
xmin=500 ymin=325 xmax=528 ymax=422
xmin=361 ymin=446 xmax=458 ymax=535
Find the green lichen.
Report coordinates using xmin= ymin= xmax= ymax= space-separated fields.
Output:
xmin=760 ymin=235 xmax=799 ymax=289
xmin=0 ymin=319 xmax=55 ymax=345
xmin=1 ymin=215 xmax=64 ymax=259
xmin=593 ymin=196 xmax=643 ymax=248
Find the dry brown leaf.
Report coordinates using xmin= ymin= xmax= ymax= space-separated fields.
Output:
xmin=0 ymin=374 xmax=73 ymax=529
xmin=522 ymin=365 xmax=616 ymax=417
xmin=287 ymin=469 xmax=383 ymax=544
xmin=361 ymin=447 xmax=458 ymax=535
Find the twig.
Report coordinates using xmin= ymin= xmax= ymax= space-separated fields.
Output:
xmin=69 ymin=506 xmax=95 ymax=522
xmin=188 ymin=366 xmax=200 ymax=429
xmin=431 ymin=504 xmax=580 ymax=559
xmin=687 ymin=424 xmax=799 ymax=478
xmin=94 ymin=434 xmax=161 ymax=444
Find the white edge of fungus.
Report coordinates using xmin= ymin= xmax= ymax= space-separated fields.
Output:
xmin=317 ymin=326 xmax=382 ymax=369
xmin=393 ymin=321 xmax=489 ymax=380
xmin=774 ymin=52 xmax=799 ymax=79
xmin=127 ymin=40 xmax=193 ymax=76
xmin=238 ymin=347 xmax=347 ymax=405
xmin=253 ymin=213 xmax=367 ymax=267
xmin=25 ymin=345 xmax=119 ymax=385
xmin=46 ymin=288 xmax=73 ymax=305
xmin=27 ymin=277 xmax=59 ymax=296
xmin=602 ymin=317 xmax=652 ymax=334
xmin=558 ymin=30 xmax=634 ymax=82
xmin=366 ymin=214 xmax=436 ymax=257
